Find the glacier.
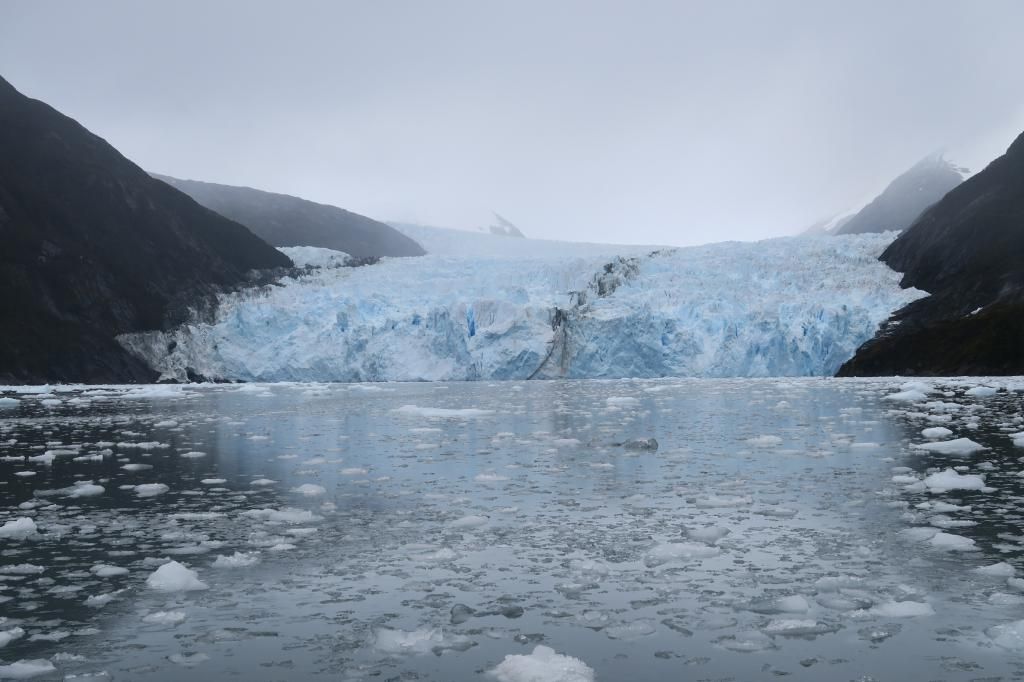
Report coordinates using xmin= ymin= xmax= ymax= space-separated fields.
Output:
xmin=120 ymin=233 xmax=927 ymax=382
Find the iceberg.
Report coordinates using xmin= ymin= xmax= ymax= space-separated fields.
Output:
xmin=121 ymin=233 xmax=925 ymax=382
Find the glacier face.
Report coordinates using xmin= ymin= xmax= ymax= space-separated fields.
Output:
xmin=121 ymin=233 xmax=927 ymax=382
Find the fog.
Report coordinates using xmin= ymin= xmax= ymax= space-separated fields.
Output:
xmin=2 ymin=0 xmax=1023 ymax=246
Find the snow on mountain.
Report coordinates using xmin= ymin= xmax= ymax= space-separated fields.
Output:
xmin=277 ymin=246 xmax=351 ymax=268
xmin=120 ymin=233 xmax=926 ymax=382
xmin=389 ymin=222 xmax=661 ymax=258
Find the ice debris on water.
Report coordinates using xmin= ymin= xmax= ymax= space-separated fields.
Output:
xmin=145 ymin=561 xmax=209 ymax=592
xmin=489 ymin=645 xmax=595 ymax=682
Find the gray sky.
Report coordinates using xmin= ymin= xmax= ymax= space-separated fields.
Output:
xmin=2 ymin=1 xmax=1023 ymax=246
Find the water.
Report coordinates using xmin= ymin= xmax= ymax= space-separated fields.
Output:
xmin=1 ymin=378 xmax=1023 ymax=681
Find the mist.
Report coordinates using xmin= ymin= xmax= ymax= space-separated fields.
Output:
xmin=2 ymin=0 xmax=1022 ymax=246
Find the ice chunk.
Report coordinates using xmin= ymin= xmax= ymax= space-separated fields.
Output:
xmin=135 ymin=483 xmax=170 ymax=498
xmin=490 ymin=645 xmax=595 ymax=682
xmin=241 ymin=508 xmax=320 ymax=524
xmin=372 ymin=627 xmax=471 ymax=655
xmin=168 ymin=652 xmax=210 ymax=667
xmin=394 ymin=405 xmax=494 ymax=418
xmin=912 ymin=438 xmax=987 ymax=455
xmin=291 ymin=483 xmax=326 ymax=496
xmin=145 ymin=560 xmax=209 ymax=592
xmin=142 ymin=610 xmax=187 ymax=625
xmin=0 ymin=627 xmax=25 ymax=648
xmin=965 ymin=386 xmax=998 ymax=397
xmin=0 ymin=659 xmax=56 ymax=679
xmin=884 ymin=390 xmax=928 ymax=403
xmin=0 ymin=517 xmax=37 ymax=540
xmin=90 ymin=564 xmax=129 ymax=577
xmin=987 ymin=620 xmax=1024 ymax=651
xmin=645 ymin=542 xmax=721 ymax=567
xmin=212 ymin=552 xmax=260 ymax=568
xmin=746 ymin=435 xmax=782 ymax=447
xmin=67 ymin=482 xmax=105 ymax=498
xmin=928 ymin=532 xmax=977 ymax=551
xmin=975 ymin=562 xmax=1016 ymax=577
xmin=923 ymin=468 xmax=986 ymax=492
xmin=921 ymin=427 xmax=953 ymax=439
xmin=868 ymin=601 xmax=935 ymax=617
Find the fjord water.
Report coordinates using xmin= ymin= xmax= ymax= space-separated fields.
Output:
xmin=1 ymin=379 xmax=1022 ymax=681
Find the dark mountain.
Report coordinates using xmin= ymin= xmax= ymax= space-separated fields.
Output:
xmin=836 ymin=154 xmax=965 ymax=235
xmin=839 ymin=131 xmax=1024 ymax=376
xmin=153 ymin=175 xmax=426 ymax=258
xmin=0 ymin=75 xmax=291 ymax=384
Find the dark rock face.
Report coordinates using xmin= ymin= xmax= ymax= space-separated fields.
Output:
xmin=0 ymin=76 xmax=291 ymax=384
xmin=839 ymin=132 xmax=1024 ymax=376
xmin=836 ymin=155 xmax=964 ymax=235
xmin=154 ymin=175 xmax=426 ymax=258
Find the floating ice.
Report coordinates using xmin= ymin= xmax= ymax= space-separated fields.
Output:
xmin=922 ymin=468 xmax=986 ymax=493
xmin=0 ymin=627 xmax=25 ymax=648
xmin=975 ymin=562 xmax=1016 ymax=577
xmin=66 ymin=482 xmax=105 ymax=498
xmin=987 ymin=620 xmax=1024 ymax=651
xmin=965 ymin=386 xmax=998 ymax=397
xmin=212 ymin=552 xmax=260 ymax=568
xmin=490 ymin=645 xmax=595 ymax=682
xmin=645 ymin=542 xmax=722 ymax=567
xmin=142 ymin=610 xmax=187 ymax=625
xmin=90 ymin=564 xmax=128 ymax=577
xmin=920 ymin=427 xmax=953 ymax=439
xmin=746 ymin=435 xmax=782 ymax=447
xmin=0 ymin=517 xmax=37 ymax=540
xmin=145 ymin=561 xmax=209 ymax=592
xmin=291 ymin=483 xmax=327 ymax=496
xmin=372 ymin=627 xmax=471 ymax=656
xmin=867 ymin=601 xmax=935 ymax=618
xmin=394 ymin=405 xmax=494 ymax=418
xmin=929 ymin=532 xmax=977 ymax=551
xmin=0 ymin=659 xmax=56 ymax=679
xmin=135 ymin=483 xmax=170 ymax=498
xmin=242 ymin=508 xmax=320 ymax=524
xmin=912 ymin=438 xmax=987 ymax=455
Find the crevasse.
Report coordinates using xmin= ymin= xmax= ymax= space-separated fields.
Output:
xmin=119 ymin=233 xmax=926 ymax=382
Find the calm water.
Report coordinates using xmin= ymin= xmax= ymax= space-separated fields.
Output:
xmin=1 ymin=378 xmax=1023 ymax=681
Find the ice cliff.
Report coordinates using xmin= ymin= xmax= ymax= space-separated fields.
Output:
xmin=120 ymin=233 xmax=927 ymax=382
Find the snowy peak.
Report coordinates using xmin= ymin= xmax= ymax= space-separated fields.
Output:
xmin=836 ymin=153 xmax=964 ymax=235
xmin=487 ymin=213 xmax=526 ymax=238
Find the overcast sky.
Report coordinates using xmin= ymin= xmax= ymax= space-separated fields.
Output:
xmin=2 ymin=1 xmax=1023 ymax=246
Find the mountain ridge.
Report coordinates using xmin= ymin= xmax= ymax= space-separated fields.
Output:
xmin=154 ymin=175 xmax=426 ymax=259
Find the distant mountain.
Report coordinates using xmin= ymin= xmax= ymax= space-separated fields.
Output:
xmin=801 ymin=213 xmax=853 ymax=236
xmin=835 ymin=154 xmax=965 ymax=235
xmin=0 ymin=75 xmax=291 ymax=384
xmin=487 ymin=213 xmax=526 ymax=238
xmin=839 ymin=131 xmax=1024 ymax=376
xmin=154 ymin=175 xmax=426 ymax=259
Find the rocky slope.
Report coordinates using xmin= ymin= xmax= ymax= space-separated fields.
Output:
xmin=154 ymin=175 xmax=426 ymax=258
xmin=0 ymin=76 xmax=291 ymax=384
xmin=836 ymin=154 xmax=965 ymax=235
xmin=839 ymin=131 xmax=1024 ymax=375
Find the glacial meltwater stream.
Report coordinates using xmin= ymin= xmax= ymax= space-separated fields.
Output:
xmin=1 ymin=378 xmax=1023 ymax=681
